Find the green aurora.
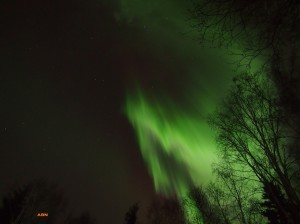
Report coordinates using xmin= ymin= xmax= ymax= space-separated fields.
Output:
xmin=124 ymin=89 xmax=210 ymax=223
xmin=124 ymin=89 xmax=217 ymax=196
xmin=117 ymin=0 xmax=228 ymax=223
xmin=118 ymin=0 xmax=261 ymax=222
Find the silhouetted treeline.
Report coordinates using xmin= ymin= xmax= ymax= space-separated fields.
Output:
xmin=123 ymin=196 xmax=185 ymax=224
xmin=191 ymin=0 xmax=300 ymax=223
xmin=0 ymin=180 xmax=96 ymax=224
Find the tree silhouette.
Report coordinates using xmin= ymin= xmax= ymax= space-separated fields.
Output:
xmin=205 ymin=183 xmax=231 ymax=224
xmin=191 ymin=0 xmax=300 ymax=75
xmin=190 ymin=1 xmax=300 ymax=222
xmin=191 ymin=0 xmax=300 ymax=174
xmin=147 ymin=196 xmax=185 ymax=224
xmin=203 ymin=161 xmax=266 ymax=224
xmin=261 ymin=181 xmax=300 ymax=224
xmin=123 ymin=203 xmax=139 ymax=224
xmin=0 ymin=180 xmax=97 ymax=224
xmin=261 ymin=182 xmax=289 ymax=223
xmin=209 ymin=72 xmax=300 ymax=222
xmin=0 ymin=184 xmax=31 ymax=223
xmin=185 ymin=187 xmax=222 ymax=224
xmin=0 ymin=180 xmax=67 ymax=224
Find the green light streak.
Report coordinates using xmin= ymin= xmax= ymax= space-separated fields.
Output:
xmin=124 ymin=88 xmax=216 ymax=223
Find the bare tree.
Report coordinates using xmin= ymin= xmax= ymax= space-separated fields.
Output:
xmin=190 ymin=0 xmax=300 ymax=170
xmin=205 ymin=183 xmax=232 ymax=224
xmin=183 ymin=187 xmax=222 ymax=224
xmin=190 ymin=0 xmax=300 ymax=74
xmin=209 ymin=72 xmax=300 ymax=222
xmin=189 ymin=1 xmax=300 ymax=222
xmin=208 ymin=162 xmax=265 ymax=224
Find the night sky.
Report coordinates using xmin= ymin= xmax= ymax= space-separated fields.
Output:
xmin=0 ymin=0 xmax=233 ymax=223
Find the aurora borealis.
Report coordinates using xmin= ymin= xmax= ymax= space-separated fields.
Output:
xmin=124 ymin=89 xmax=216 ymax=197
xmin=119 ymin=1 xmax=236 ymax=223
xmin=124 ymin=89 xmax=215 ymax=223
xmin=0 ymin=0 xmax=257 ymax=223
